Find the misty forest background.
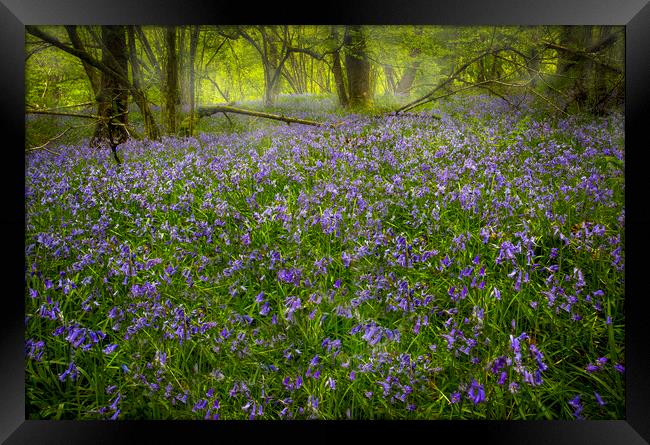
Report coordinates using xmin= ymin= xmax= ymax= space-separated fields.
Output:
xmin=25 ymin=25 xmax=623 ymax=153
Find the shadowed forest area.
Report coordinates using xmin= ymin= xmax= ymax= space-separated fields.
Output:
xmin=25 ymin=25 xmax=624 ymax=420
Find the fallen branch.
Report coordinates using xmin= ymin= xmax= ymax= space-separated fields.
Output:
xmin=25 ymin=127 xmax=72 ymax=154
xmin=26 ymin=109 xmax=100 ymax=119
xmin=28 ymin=101 xmax=94 ymax=112
xmin=197 ymin=104 xmax=333 ymax=127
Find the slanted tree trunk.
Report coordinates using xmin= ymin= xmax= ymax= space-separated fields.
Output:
xmin=127 ymin=26 xmax=160 ymax=140
xmin=263 ymin=27 xmax=283 ymax=107
xmin=91 ymin=26 xmax=129 ymax=148
xmin=383 ymin=64 xmax=397 ymax=94
xmin=527 ymin=46 xmax=540 ymax=88
xmin=178 ymin=27 xmax=189 ymax=109
xmin=188 ymin=25 xmax=200 ymax=136
xmin=591 ymin=25 xmax=624 ymax=115
xmin=330 ymin=27 xmax=349 ymax=108
xmin=343 ymin=25 xmax=371 ymax=109
xmin=164 ymin=26 xmax=179 ymax=135
xmin=395 ymin=28 xmax=423 ymax=96
xmin=395 ymin=60 xmax=420 ymax=96
xmin=64 ymin=26 xmax=100 ymax=97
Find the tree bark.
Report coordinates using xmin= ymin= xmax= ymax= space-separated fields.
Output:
xmin=178 ymin=27 xmax=189 ymax=108
xmin=263 ymin=26 xmax=283 ymax=107
xmin=383 ymin=65 xmax=396 ymax=94
xmin=127 ymin=26 xmax=160 ymax=140
xmin=164 ymin=26 xmax=179 ymax=135
xmin=395 ymin=61 xmax=420 ymax=96
xmin=330 ymin=27 xmax=349 ymax=108
xmin=91 ymin=26 xmax=129 ymax=148
xmin=343 ymin=26 xmax=371 ymax=109
xmin=395 ymin=30 xmax=422 ymax=96
xmin=188 ymin=26 xmax=200 ymax=136
xmin=551 ymin=25 xmax=623 ymax=113
xmin=64 ymin=26 xmax=100 ymax=97
xmin=134 ymin=26 xmax=162 ymax=80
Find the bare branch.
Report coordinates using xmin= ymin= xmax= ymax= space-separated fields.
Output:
xmin=542 ymin=40 xmax=622 ymax=74
xmin=26 ymin=122 xmax=94 ymax=153
xmin=396 ymin=47 xmax=516 ymax=113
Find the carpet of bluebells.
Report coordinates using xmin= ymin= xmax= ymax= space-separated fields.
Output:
xmin=25 ymin=95 xmax=625 ymax=420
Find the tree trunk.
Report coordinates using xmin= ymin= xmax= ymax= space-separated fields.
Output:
xmin=383 ymin=65 xmax=396 ymax=94
xmin=553 ymin=25 xmax=624 ymax=113
xmin=188 ymin=26 xmax=200 ymax=136
xmin=127 ymin=26 xmax=160 ymax=140
xmin=527 ymin=46 xmax=540 ymax=88
xmin=395 ymin=41 xmax=422 ymax=96
xmin=91 ymin=26 xmax=129 ymax=148
xmin=64 ymin=26 xmax=100 ymax=97
xmin=343 ymin=26 xmax=371 ymax=109
xmin=164 ymin=26 xmax=179 ymax=135
xmin=330 ymin=28 xmax=349 ymax=108
xmin=395 ymin=62 xmax=420 ymax=96
xmin=591 ymin=25 xmax=623 ymax=115
xmin=178 ymin=27 xmax=189 ymax=109
xmin=263 ymin=28 xmax=282 ymax=107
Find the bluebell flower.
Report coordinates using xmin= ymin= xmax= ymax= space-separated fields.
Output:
xmin=192 ymin=399 xmax=208 ymax=412
xmin=109 ymin=393 xmax=121 ymax=411
xmin=58 ymin=361 xmax=79 ymax=382
xmin=103 ymin=344 xmax=118 ymax=354
xmin=585 ymin=363 xmax=600 ymax=373
xmin=467 ymin=380 xmax=485 ymax=405
xmin=568 ymin=395 xmax=584 ymax=419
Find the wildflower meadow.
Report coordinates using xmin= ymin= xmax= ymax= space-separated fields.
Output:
xmin=25 ymin=94 xmax=625 ymax=420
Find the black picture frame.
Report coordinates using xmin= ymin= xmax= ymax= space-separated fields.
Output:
xmin=2 ymin=0 xmax=649 ymax=443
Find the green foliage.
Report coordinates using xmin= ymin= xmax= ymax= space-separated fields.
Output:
xmin=25 ymin=24 xmax=624 ymax=137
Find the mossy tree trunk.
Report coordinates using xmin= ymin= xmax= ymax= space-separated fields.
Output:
xmin=343 ymin=26 xmax=371 ymax=109
xmin=91 ymin=25 xmax=129 ymax=148
xmin=330 ymin=27 xmax=349 ymax=108
xmin=127 ymin=26 xmax=160 ymax=140
xmin=164 ymin=26 xmax=179 ymax=135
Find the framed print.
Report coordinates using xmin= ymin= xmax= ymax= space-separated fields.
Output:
xmin=2 ymin=0 xmax=649 ymax=443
